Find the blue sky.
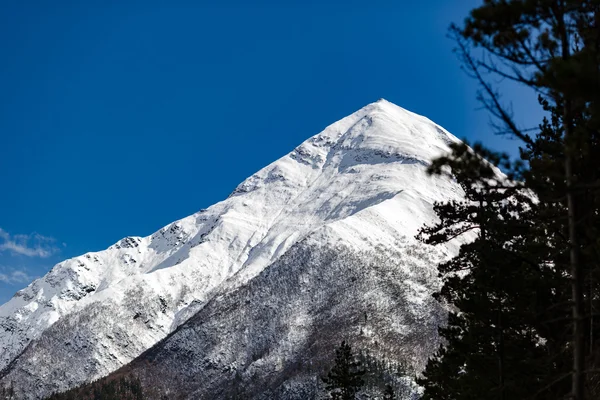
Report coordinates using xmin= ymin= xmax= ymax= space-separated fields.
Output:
xmin=0 ymin=0 xmax=542 ymax=304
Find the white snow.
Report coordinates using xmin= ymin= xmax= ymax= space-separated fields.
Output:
xmin=0 ymin=99 xmax=467 ymax=397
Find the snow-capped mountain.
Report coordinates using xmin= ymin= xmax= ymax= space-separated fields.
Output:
xmin=0 ymin=99 xmax=466 ymax=399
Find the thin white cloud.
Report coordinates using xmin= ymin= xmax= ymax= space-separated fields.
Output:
xmin=0 ymin=227 xmax=61 ymax=258
xmin=0 ymin=268 xmax=36 ymax=284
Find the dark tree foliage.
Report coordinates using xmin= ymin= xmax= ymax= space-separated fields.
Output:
xmin=45 ymin=375 xmax=144 ymax=400
xmin=418 ymin=0 xmax=600 ymax=399
xmin=417 ymin=142 xmax=569 ymax=400
xmin=322 ymin=341 xmax=366 ymax=400
xmin=383 ymin=384 xmax=396 ymax=400
xmin=356 ymin=349 xmax=411 ymax=398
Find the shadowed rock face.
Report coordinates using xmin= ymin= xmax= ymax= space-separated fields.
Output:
xmin=0 ymin=100 xmax=466 ymax=399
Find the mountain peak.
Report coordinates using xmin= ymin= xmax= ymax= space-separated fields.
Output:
xmin=304 ymin=99 xmax=459 ymax=170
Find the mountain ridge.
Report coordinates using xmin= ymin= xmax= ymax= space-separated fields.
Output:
xmin=0 ymin=99 xmax=466 ymax=398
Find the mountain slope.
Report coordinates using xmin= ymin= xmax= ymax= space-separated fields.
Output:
xmin=0 ymin=99 xmax=465 ymax=399
xmin=110 ymin=234 xmax=450 ymax=399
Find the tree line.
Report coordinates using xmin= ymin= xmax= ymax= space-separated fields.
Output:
xmin=45 ymin=376 xmax=145 ymax=400
xmin=41 ymin=340 xmax=405 ymax=400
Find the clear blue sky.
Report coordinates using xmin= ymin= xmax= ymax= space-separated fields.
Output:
xmin=0 ymin=0 xmax=541 ymax=303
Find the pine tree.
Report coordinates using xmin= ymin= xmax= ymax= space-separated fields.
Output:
xmin=416 ymin=142 xmax=569 ymax=399
xmin=417 ymin=1 xmax=600 ymax=399
xmin=322 ymin=341 xmax=365 ymax=400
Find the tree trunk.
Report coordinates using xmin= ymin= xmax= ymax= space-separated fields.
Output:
xmin=498 ymin=310 xmax=505 ymax=400
xmin=556 ymin=3 xmax=585 ymax=398
xmin=567 ymin=143 xmax=585 ymax=400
